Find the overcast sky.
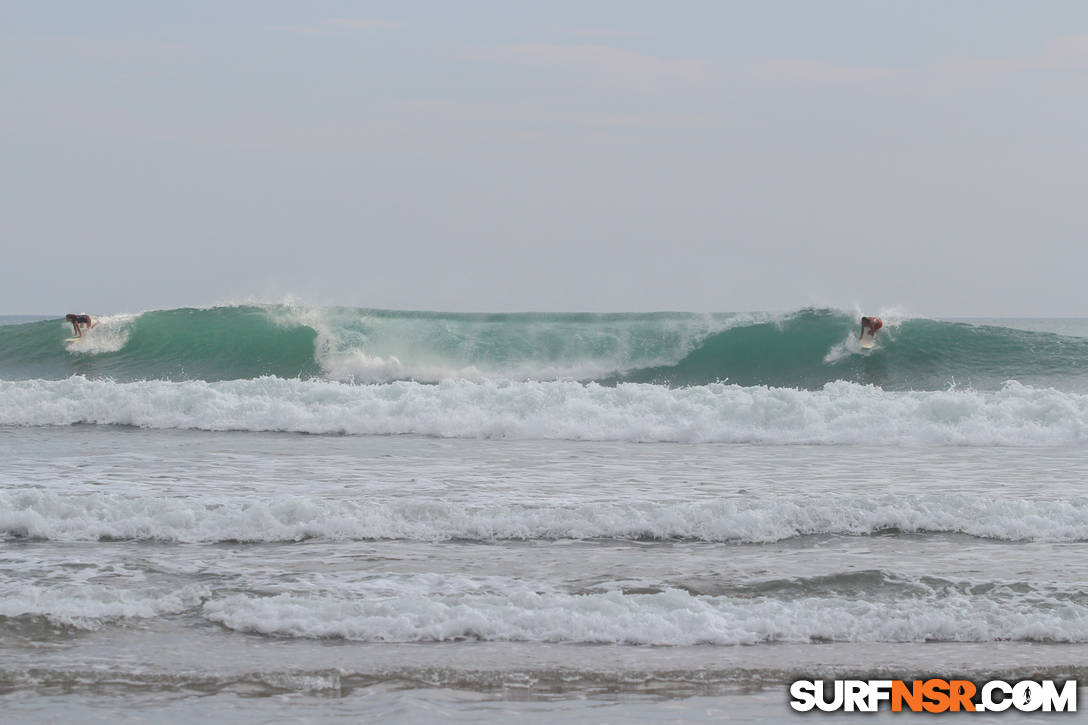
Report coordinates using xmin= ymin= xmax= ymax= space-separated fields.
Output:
xmin=3 ymin=1 xmax=1087 ymax=315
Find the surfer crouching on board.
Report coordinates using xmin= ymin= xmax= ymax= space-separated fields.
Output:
xmin=859 ymin=316 xmax=883 ymax=339
xmin=65 ymin=313 xmax=96 ymax=338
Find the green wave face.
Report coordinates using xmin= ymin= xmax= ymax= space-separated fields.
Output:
xmin=1 ymin=306 xmax=1086 ymax=390
xmin=0 ymin=307 xmax=321 ymax=381
xmin=617 ymin=311 xmax=1088 ymax=390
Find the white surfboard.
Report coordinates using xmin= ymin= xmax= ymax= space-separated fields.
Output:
xmin=65 ymin=337 xmax=82 ymax=343
xmin=859 ymin=335 xmax=875 ymax=350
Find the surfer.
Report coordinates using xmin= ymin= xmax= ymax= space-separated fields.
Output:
xmin=65 ymin=313 xmax=96 ymax=338
xmin=860 ymin=316 xmax=883 ymax=339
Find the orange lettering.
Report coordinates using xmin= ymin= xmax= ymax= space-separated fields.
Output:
xmin=892 ymin=680 xmax=924 ymax=712
xmin=948 ymin=680 xmax=976 ymax=712
xmin=922 ymin=679 xmax=951 ymax=713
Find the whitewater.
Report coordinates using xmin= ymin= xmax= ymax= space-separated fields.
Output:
xmin=3 ymin=306 xmax=1088 ymax=723
xmin=4 ymin=377 xmax=1088 ymax=445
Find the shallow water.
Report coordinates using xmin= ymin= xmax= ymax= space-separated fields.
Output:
xmin=3 ymin=426 xmax=1087 ymax=721
xmin=3 ymin=313 xmax=1086 ymax=721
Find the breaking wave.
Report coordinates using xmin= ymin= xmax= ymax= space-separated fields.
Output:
xmin=2 ymin=305 xmax=1086 ymax=390
xmin=2 ymin=376 xmax=1087 ymax=445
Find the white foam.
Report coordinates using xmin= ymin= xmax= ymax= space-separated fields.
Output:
xmin=0 ymin=583 xmax=209 ymax=629
xmin=201 ymin=576 xmax=1088 ymax=644
xmin=268 ymin=304 xmax=772 ymax=383
xmin=3 ymin=490 xmax=1086 ymax=543
xmin=822 ymin=335 xmax=863 ymax=363
xmin=3 ymin=377 xmax=1088 ymax=446
xmin=62 ymin=313 xmax=138 ymax=354
xmin=823 ymin=306 xmax=912 ymax=363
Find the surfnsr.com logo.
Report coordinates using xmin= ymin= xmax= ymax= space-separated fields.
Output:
xmin=789 ymin=679 xmax=1077 ymax=713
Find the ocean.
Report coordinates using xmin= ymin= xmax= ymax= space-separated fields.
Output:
xmin=1 ymin=306 xmax=1087 ymax=723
